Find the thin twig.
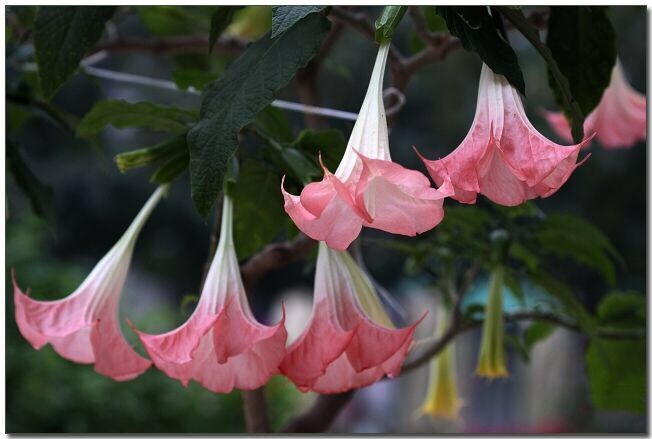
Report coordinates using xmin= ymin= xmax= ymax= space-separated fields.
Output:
xmin=402 ymin=310 xmax=645 ymax=373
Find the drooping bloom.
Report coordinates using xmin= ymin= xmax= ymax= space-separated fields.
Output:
xmin=14 ymin=185 xmax=168 ymax=381
xmin=542 ymin=61 xmax=646 ymax=149
xmin=132 ymin=194 xmax=287 ymax=393
xmin=476 ymin=266 xmax=507 ymax=378
xmin=280 ymin=242 xmax=424 ymax=393
xmin=418 ymin=64 xmax=592 ymax=207
xmin=419 ymin=306 xmax=461 ymax=420
xmin=282 ymin=43 xmax=453 ymax=251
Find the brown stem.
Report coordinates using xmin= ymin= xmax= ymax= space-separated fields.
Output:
xmin=281 ymin=391 xmax=355 ymax=433
xmin=242 ymin=389 xmax=271 ymax=433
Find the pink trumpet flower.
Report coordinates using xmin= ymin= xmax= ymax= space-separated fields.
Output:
xmin=132 ymin=194 xmax=287 ymax=393
xmin=418 ymin=64 xmax=592 ymax=207
xmin=14 ymin=185 xmax=168 ymax=381
xmin=542 ymin=61 xmax=646 ymax=149
xmin=282 ymin=43 xmax=453 ymax=251
xmin=280 ymin=243 xmax=423 ymax=393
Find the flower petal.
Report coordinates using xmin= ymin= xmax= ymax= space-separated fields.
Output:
xmin=282 ymin=175 xmax=363 ymax=251
xmin=279 ymin=299 xmax=355 ymax=391
xmin=91 ymin=310 xmax=151 ymax=381
xmin=354 ymin=153 xmax=452 ymax=236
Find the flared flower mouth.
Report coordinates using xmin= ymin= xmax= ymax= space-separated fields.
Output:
xmin=14 ymin=185 xmax=168 ymax=381
xmin=476 ymin=266 xmax=508 ymax=378
xmin=132 ymin=193 xmax=287 ymax=393
xmin=419 ymin=306 xmax=462 ymax=420
xmin=542 ymin=60 xmax=646 ymax=149
xmin=280 ymin=242 xmax=425 ymax=393
xmin=419 ymin=63 xmax=591 ymax=207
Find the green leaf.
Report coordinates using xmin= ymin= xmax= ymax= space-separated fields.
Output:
xmin=586 ymin=338 xmax=645 ymax=413
xmin=188 ymin=13 xmax=330 ymax=218
xmin=150 ymin=148 xmax=190 ymax=184
xmin=529 ymin=269 xmax=597 ymax=336
xmin=209 ymin=7 xmax=239 ymax=53
xmin=546 ymin=7 xmax=616 ymax=116
xmin=173 ymin=69 xmax=219 ymax=91
xmin=374 ymin=6 xmax=407 ymax=44
xmin=114 ymin=134 xmax=187 ymax=172
xmin=437 ymin=6 xmax=525 ymax=95
xmin=291 ymin=128 xmax=346 ymax=172
xmin=255 ymin=106 xmax=294 ymax=143
xmin=536 ymin=213 xmax=621 ymax=285
xmin=497 ymin=6 xmax=585 ymax=143
xmin=271 ymin=6 xmax=325 ymax=38
xmin=7 ymin=140 xmax=55 ymax=225
xmin=596 ymin=291 xmax=645 ymax=328
xmin=233 ymin=160 xmax=287 ymax=260
xmin=34 ymin=6 xmax=116 ymax=99
xmin=77 ymin=100 xmax=197 ymax=138
xmin=523 ymin=321 xmax=557 ymax=349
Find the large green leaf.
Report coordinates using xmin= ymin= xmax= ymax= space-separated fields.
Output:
xmin=77 ymin=100 xmax=197 ymax=138
xmin=34 ymin=6 xmax=116 ymax=99
xmin=586 ymin=338 xmax=645 ymax=414
xmin=271 ymin=6 xmax=325 ymax=38
xmin=437 ymin=6 xmax=525 ymax=94
xmin=536 ymin=213 xmax=622 ymax=285
xmin=585 ymin=290 xmax=645 ymax=414
xmin=546 ymin=7 xmax=616 ymax=116
xmin=233 ymin=160 xmax=287 ymax=260
xmin=596 ymin=291 xmax=645 ymax=328
xmin=7 ymin=141 xmax=55 ymax=225
xmin=188 ymin=13 xmax=330 ymax=217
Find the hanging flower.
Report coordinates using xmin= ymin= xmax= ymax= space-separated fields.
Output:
xmin=476 ymin=266 xmax=508 ymax=378
xmin=418 ymin=64 xmax=592 ymax=207
xmin=132 ymin=194 xmax=287 ymax=393
xmin=282 ymin=43 xmax=453 ymax=251
xmin=14 ymin=185 xmax=168 ymax=381
xmin=419 ymin=306 xmax=461 ymax=420
xmin=542 ymin=61 xmax=646 ymax=149
xmin=280 ymin=243 xmax=424 ymax=393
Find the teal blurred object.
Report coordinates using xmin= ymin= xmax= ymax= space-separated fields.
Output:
xmin=461 ymin=278 xmax=563 ymax=317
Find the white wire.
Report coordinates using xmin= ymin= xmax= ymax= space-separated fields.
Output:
xmin=73 ymin=51 xmax=360 ymax=121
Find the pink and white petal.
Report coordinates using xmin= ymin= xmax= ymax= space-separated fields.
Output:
xmin=13 ymin=277 xmax=91 ymax=343
xmin=50 ymin=326 xmax=94 ymax=364
xmin=91 ymin=311 xmax=151 ymax=381
xmin=476 ymin=145 xmax=533 ymax=206
xmin=282 ymin=180 xmax=363 ymax=251
xmin=280 ymin=300 xmax=355 ymax=390
xmin=358 ymin=175 xmax=449 ymax=235
xmin=344 ymin=312 xmax=422 ymax=372
xmin=133 ymin=304 xmax=217 ymax=364
xmin=310 ymin=353 xmax=385 ymax=394
xmin=213 ymin=297 xmax=287 ymax=364
xmin=535 ymin=153 xmax=591 ymax=198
